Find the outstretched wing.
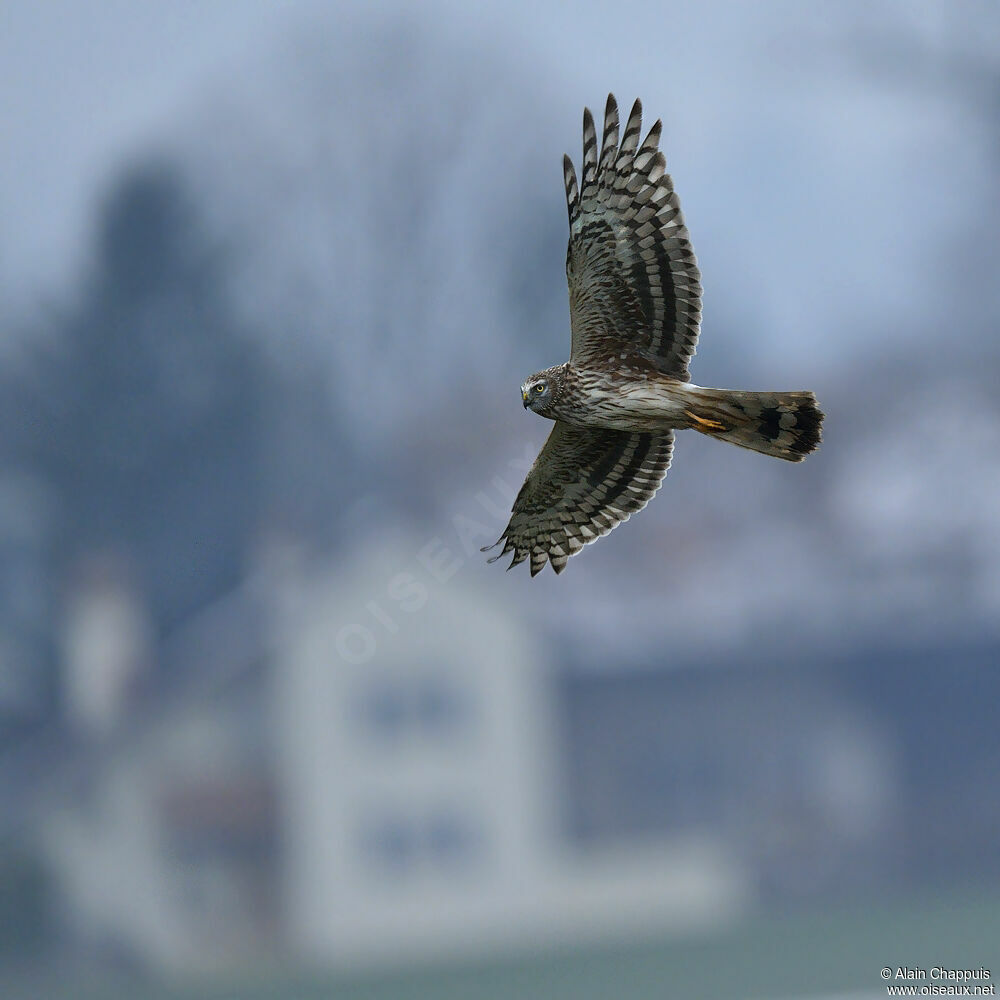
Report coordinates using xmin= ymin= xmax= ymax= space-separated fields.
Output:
xmin=482 ymin=423 xmax=674 ymax=576
xmin=562 ymin=95 xmax=702 ymax=380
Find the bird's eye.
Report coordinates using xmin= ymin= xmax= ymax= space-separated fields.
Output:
xmin=534 ymin=383 xmax=546 ymax=394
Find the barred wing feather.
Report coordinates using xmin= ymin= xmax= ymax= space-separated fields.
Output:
xmin=482 ymin=423 xmax=673 ymax=576
xmin=562 ymin=95 xmax=702 ymax=380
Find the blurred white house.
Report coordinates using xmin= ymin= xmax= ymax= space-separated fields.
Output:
xmin=32 ymin=531 xmax=898 ymax=974
xmin=269 ymin=538 xmax=747 ymax=967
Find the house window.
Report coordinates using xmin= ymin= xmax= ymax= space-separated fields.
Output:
xmin=359 ymin=809 xmax=483 ymax=878
xmin=361 ymin=815 xmax=418 ymax=874
xmin=414 ymin=676 xmax=465 ymax=735
xmin=361 ymin=682 xmax=407 ymax=742
xmin=426 ymin=811 xmax=481 ymax=866
xmin=355 ymin=672 xmax=469 ymax=744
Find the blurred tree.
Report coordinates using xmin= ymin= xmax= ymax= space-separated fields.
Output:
xmin=7 ymin=161 xmax=273 ymax=633
xmin=0 ymin=839 xmax=49 ymax=960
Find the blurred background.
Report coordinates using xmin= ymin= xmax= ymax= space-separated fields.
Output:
xmin=1 ymin=1 xmax=999 ymax=997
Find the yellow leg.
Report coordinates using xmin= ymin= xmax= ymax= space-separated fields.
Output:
xmin=685 ymin=410 xmax=728 ymax=433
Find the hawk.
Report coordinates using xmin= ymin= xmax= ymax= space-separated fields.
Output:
xmin=483 ymin=95 xmax=823 ymax=576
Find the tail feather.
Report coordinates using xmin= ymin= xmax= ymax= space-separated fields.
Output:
xmin=686 ymin=388 xmax=823 ymax=462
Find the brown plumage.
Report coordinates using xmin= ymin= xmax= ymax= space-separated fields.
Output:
xmin=484 ymin=95 xmax=824 ymax=576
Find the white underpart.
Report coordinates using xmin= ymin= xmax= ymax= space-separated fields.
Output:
xmin=577 ymin=379 xmax=698 ymax=432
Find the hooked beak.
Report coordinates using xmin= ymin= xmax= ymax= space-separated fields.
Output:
xmin=522 ymin=387 xmax=530 ymax=408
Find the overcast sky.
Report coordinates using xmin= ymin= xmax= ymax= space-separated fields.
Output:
xmin=1 ymin=0 xmax=998 ymax=673
xmin=2 ymin=0 xmax=992 ymax=376
xmin=1 ymin=2 xmax=303 ymax=299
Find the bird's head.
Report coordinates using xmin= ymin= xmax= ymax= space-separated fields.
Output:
xmin=521 ymin=366 xmax=564 ymax=415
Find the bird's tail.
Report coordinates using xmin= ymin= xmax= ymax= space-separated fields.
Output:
xmin=684 ymin=387 xmax=823 ymax=462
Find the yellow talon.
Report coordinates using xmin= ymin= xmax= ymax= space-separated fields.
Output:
xmin=686 ymin=411 xmax=728 ymax=433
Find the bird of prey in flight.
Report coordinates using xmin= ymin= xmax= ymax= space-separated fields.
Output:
xmin=484 ymin=95 xmax=823 ymax=576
